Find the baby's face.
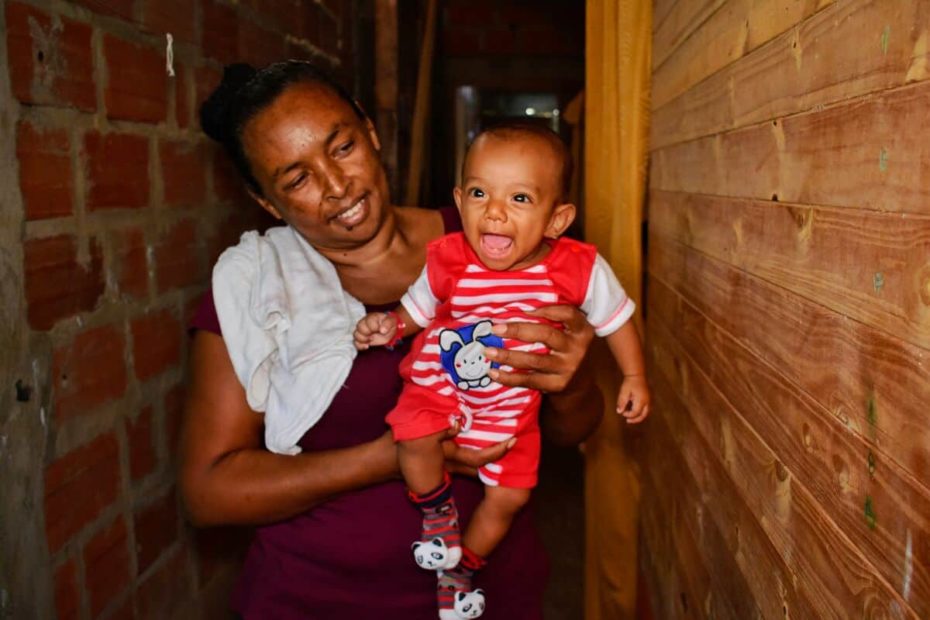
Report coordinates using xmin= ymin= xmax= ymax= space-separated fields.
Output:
xmin=455 ymin=134 xmax=572 ymax=271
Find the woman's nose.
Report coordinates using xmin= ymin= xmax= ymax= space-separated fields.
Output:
xmin=320 ymin=161 xmax=348 ymax=199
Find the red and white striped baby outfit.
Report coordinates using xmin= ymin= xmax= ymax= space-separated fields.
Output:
xmin=387 ymin=232 xmax=633 ymax=488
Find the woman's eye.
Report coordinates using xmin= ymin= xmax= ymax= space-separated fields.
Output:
xmin=285 ymin=173 xmax=307 ymax=191
xmin=513 ymin=193 xmax=531 ymax=203
xmin=336 ymin=140 xmax=355 ymax=155
xmin=469 ymin=188 xmax=485 ymax=198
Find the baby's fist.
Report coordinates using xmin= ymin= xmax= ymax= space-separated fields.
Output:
xmin=354 ymin=312 xmax=398 ymax=350
xmin=616 ymin=375 xmax=650 ymax=424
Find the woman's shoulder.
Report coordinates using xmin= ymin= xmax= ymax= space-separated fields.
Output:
xmin=190 ymin=289 xmax=221 ymax=335
xmin=395 ymin=206 xmax=462 ymax=238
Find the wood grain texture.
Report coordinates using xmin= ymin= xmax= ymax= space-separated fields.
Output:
xmin=651 ymin=0 xmax=834 ymax=109
xmin=638 ymin=490 xmax=673 ymax=619
xmin=652 ymin=0 xmax=930 ymax=149
xmin=652 ymin=79 xmax=930 ymax=214
xmin=640 ymin=447 xmax=718 ymax=620
xmin=650 ymin=191 xmax=930 ymax=349
xmin=640 ymin=423 xmax=759 ymax=620
xmin=643 ymin=372 xmax=819 ymax=619
xmin=649 ymin=236 xmax=930 ymax=483
xmin=648 ymin=269 xmax=930 ymax=615
xmin=652 ymin=0 xmax=725 ymax=71
xmin=646 ymin=1 xmax=930 ymax=614
xmin=639 ymin=491 xmax=680 ymax=620
xmin=652 ymin=0 xmax=679 ymax=35
xmin=651 ymin=302 xmax=917 ymax=618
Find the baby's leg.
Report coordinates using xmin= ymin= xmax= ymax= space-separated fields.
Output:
xmin=464 ymin=485 xmax=532 ymax=557
xmin=437 ymin=486 xmax=531 ymax=619
xmin=401 ymin=432 xmax=462 ymax=571
xmin=399 ymin=431 xmax=446 ymax=494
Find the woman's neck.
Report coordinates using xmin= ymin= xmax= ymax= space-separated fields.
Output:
xmin=319 ymin=206 xmax=439 ymax=304
xmin=317 ymin=206 xmax=408 ymax=271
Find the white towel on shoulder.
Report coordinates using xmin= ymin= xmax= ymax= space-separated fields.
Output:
xmin=212 ymin=226 xmax=365 ymax=455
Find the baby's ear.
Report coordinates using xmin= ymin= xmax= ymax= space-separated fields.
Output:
xmin=544 ymin=203 xmax=576 ymax=238
xmin=453 ymin=186 xmax=464 ymax=211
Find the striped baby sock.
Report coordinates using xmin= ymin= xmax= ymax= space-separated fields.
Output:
xmin=438 ymin=547 xmax=487 ymax=619
xmin=409 ymin=472 xmax=462 ymax=570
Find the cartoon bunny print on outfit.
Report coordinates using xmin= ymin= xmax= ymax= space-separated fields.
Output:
xmin=438 ymin=320 xmax=500 ymax=390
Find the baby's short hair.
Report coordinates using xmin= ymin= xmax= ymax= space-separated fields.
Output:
xmin=468 ymin=121 xmax=573 ymax=202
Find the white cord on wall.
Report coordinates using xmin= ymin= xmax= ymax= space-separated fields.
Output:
xmin=166 ymin=33 xmax=175 ymax=77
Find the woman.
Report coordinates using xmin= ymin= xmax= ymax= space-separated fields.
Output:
xmin=180 ymin=61 xmax=603 ymax=619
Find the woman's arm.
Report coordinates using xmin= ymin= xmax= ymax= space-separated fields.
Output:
xmin=179 ymin=331 xmax=399 ymax=526
xmin=539 ymin=352 xmax=604 ymax=445
xmin=484 ymin=305 xmax=603 ymax=446
xmin=180 ymin=330 xmax=513 ymax=526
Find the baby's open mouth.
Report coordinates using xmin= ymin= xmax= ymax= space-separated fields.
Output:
xmin=480 ymin=233 xmax=513 ymax=258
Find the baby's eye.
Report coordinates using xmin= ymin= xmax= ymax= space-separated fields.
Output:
xmin=513 ymin=193 xmax=531 ymax=203
xmin=469 ymin=187 xmax=485 ymax=198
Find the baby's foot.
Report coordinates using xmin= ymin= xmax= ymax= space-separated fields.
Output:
xmin=438 ymin=568 xmax=485 ymax=619
xmin=413 ymin=536 xmax=461 ymax=571
xmin=437 ymin=547 xmax=487 ymax=619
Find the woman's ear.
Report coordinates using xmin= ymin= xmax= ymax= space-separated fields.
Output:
xmin=364 ymin=117 xmax=382 ymax=152
xmin=544 ymin=203 xmax=576 ymax=238
xmin=250 ymin=190 xmax=283 ymax=220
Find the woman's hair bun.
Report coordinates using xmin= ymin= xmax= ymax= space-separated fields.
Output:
xmin=200 ymin=63 xmax=257 ymax=143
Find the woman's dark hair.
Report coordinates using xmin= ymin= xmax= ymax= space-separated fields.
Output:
xmin=200 ymin=60 xmax=365 ymax=195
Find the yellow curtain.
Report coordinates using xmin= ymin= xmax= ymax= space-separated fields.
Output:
xmin=583 ymin=1 xmax=652 ymax=619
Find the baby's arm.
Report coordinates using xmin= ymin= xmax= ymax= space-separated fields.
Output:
xmin=353 ymin=306 xmax=422 ymax=350
xmin=604 ymin=321 xmax=651 ymax=424
xmin=355 ymin=260 xmax=439 ymax=351
xmin=578 ymin=252 xmax=651 ymax=423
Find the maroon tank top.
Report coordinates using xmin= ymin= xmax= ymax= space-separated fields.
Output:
xmin=191 ymin=208 xmax=548 ymax=619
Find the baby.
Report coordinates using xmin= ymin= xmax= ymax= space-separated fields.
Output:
xmin=354 ymin=122 xmax=650 ymax=620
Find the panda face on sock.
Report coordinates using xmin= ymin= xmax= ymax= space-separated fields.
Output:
xmin=412 ymin=538 xmax=449 ymax=570
xmin=454 ymin=589 xmax=486 ymax=618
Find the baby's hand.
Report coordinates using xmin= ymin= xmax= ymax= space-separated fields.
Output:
xmin=616 ymin=375 xmax=650 ymax=424
xmin=354 ymin=312 xmax=398 ymax=350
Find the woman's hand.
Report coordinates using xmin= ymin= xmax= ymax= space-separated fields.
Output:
xmin=483 ymin=304 xmax=594 ymax=392
xmin=480 ymin=304 xmax=604 ymax=446
xmin=374 ymin=423 xmax=514 ymax=479
xmin=440 ymin=423 xmax=514 ymax=477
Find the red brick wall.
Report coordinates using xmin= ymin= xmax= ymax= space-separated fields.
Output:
xmin=0 ymin=1 xmax=350 ymax=618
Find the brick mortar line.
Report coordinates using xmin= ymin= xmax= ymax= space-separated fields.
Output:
xmin=51 ymin=365 xmax=186 ymax=459
xmin=33 ymin=283 xmax=200 ymax=345
xmin=7 ymin=0 xmax=346 ymax=616
xmin=22 ymin=205 xmax=233 ymax=240
xmin=41 ymin=0 xmax=195 ymax=55
xmin=0 ymin=0 xmax=54 ymax=615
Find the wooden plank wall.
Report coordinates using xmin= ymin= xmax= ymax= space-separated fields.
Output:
xmin=642 ymin=1 xmax=930 ymax=617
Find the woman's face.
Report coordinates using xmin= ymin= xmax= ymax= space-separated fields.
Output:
xmin=241 ymin=81 xmax=390 ymax=252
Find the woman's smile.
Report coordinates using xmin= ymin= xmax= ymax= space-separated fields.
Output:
xmin=332 ymin=193 xmax=370 ymax=228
